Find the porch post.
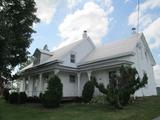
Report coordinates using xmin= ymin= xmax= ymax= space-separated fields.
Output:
xmin=28 ymin=75 xmax=32 ymax=96
xmin=39 ymin=73 xmax=43 ymax=94
xmin=87 ymin=71 xmax=92 ymax=81
xmin=54 ymin=69 xmax=60 ymax=76
xmin=21 ymin=77 xmax=25 ymax=92
xmin=77 ymin=72 xmax=81 ymax=97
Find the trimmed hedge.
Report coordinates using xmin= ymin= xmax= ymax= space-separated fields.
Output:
xmin=19 ymin=92 xmax=27 ymax=104
xmin=9 ymin=92 xmax=19 ymax=104
xmin=5 ymin=92 xmax=27 ymax=104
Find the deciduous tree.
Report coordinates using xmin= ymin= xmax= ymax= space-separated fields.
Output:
xmin=0 ymin=0 xmax=39 ymax=78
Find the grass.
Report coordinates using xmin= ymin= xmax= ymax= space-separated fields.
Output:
xmin=0 ymin=96 xmax=160 ymax=120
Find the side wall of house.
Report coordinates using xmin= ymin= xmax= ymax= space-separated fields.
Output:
xmin=131 ymin=39 xmax=157 ymax=96
xmin=58 ymin=71 xmax=78 ymax=97
xmin=80 ymin=70 xmax=111 ymax=97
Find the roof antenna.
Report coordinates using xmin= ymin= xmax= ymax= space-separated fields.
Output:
xmin=131 ymin=0 xmax=140 ymax=34
xmin=137 ymin=0 xmax=140 ymax=33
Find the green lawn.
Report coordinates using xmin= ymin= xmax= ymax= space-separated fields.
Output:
xmin=0 ymin=96 xmax=160 ymax=120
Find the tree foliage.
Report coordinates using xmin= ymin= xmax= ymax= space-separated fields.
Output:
xmin=0 ymin=0 xmax=39 ymax=78
xmin=19 ymin=56 xmax=34 ymax=70
xmin=93 ymin=65 xmax=148 ymax=109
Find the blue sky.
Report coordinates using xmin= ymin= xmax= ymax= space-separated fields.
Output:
xmin=30 ymin=0 xmax=160 ymax=84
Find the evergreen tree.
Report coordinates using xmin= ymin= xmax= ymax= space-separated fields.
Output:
xmin=93 ymin=65 xmax=148 ymax=109
xmin=82 ymin=80 xmax=94 ymax=103
xmin=42 ymin=75 xmax=63 ymax=108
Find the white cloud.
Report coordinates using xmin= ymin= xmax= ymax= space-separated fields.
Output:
xmin=154 ymin=64 xmax=160 ymax=87
xmin=101 ymin=0 xmax=114 ymax=15
xmin=128 ymin=0 xmax=160 ymax=28
xmin=67 ymin=0 xmax=82 ymax=9
xmin=128 ymin=0 xmax=160 ymax=49
xmin=35 ymin=0 xmax=58 ymax=24
xmin=144 ymin=17 xmax=160 ymax=49
xmin=139 ymin=0 xmax=160 ymax=11
xmin=57 ymin=1 xmax=113 ymax=48
xmin=128 ymin=12 xmax=152 ymax=30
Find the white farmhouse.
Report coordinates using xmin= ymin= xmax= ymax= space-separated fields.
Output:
xmin=19 ymin=31 xmax=157 ymax=97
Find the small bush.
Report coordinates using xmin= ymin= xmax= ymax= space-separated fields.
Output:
xmin=19 ymin=92 xmax=27 ymax=104
xmin=9 ymin=92 xmax=19 ymax=104
xmin=39 ymin=92 xmax=44 ymax=102
xmin=42 ymin=75 xmax=63 ymax=108
xmin=3 ymin=89 xmax=9 ymax=101
xmin=91 ymin=95 xmax=106 ymax=104
xmin=82 ymin=80 xmax=94 ymax=103
xmin=27 ymin=96 xmax=40 ymax=103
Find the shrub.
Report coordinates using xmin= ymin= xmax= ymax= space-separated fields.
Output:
xmin=27 ymin=96 xmax=40 ymax=103
xmin=3 ymin=88 xmax=9 ymax=101
xmin=9 ymin=92 xmax=19 ymax=104
xmin=42 ymin=75 xmax=63 ymax=108
xmin=93 ymin=65 xmax=148 ymax=109
xmin=82 ymin=80 xmax=94 ymax=103
xmin=90 ymin=95 xmax=106 ymax=104
xmin=18 ymin=92 xmax=27 ymax=104
xmin=39 ymin=92 xmax=44 ymax=102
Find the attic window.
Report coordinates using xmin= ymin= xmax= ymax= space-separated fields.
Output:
xmin=145 ymin=51 xmax=149 ymax=63
xmin=70 ymin=54 xmax=75 ymax=63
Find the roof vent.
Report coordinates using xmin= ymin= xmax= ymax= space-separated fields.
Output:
xmin=83 ymin=30 xmax=87 ymax=39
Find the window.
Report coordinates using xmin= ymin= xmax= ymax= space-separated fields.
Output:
xmin=69 ymin=75 xmax=76 ymax=83
xmin=145 ymin=51 xmax=149 ymax=63
xmin=70 ymin=54 xmax=75 ymax=63
xmin=109 ymin=71 xmax=117 ymax=84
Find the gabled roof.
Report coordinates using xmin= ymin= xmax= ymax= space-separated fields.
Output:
xmin=43 ymin=37 xmax=95 ymax=63
xmin=33 ymin=48 xmax=52 ymax=56
xmin=80 ymin=33 xmax=142 ymax=64
xmin=20 ymin=32 xmax=156 ymax=73
xmin=44 ymin=40 xmax=83 ymax=63
xmin=20 ymin=38 xmax=91 ymax=72
xmin=19 ymin=63 xmax=33 ymax=72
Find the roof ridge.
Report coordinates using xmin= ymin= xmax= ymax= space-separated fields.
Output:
xmin=100 ymin=32 xmax=142 ymax=48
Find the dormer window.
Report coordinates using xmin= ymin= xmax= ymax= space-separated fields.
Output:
xmin=70 ymin=54 xmax=75 ymax=63
xmin=33 ymin=53 xmax=40 ymax=65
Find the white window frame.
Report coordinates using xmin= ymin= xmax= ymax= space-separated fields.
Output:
xmin=70 ymin=54 xmax=76 ymax=63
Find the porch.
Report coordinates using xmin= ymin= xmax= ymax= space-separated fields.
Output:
xmin=19 ymin=59 xmax=133 ymax=97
